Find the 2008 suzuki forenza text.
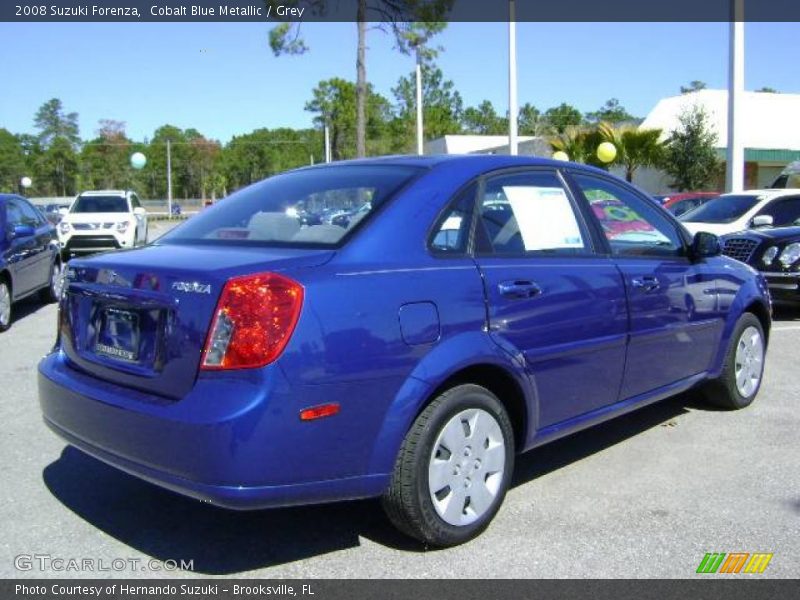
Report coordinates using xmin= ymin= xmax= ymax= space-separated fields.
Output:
xmin=39 ymin=156 xmax=771 ymax=547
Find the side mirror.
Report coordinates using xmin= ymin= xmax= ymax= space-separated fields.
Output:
xmin=133 ymin=207 xmax=147 ymax=216
xmin=12 ymin=224 xmax=36 ymax=239
xmin=752 ymin=214 xmax=774 ymax=228
xmin=691 ymin=231 xmax=721 ymax=260
xmin=58 ymin=207 xmax=69 ymax=216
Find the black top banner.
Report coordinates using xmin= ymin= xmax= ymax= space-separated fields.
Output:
xmin=3 ymin=0 xmax=800 ymax=23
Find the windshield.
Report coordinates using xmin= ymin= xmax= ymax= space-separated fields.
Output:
xmin=679 ymin=195 xmax=761 ymax=224
xmin=160 ymin=165 xmax=422 ymax=247
xmin=72 ymin=196 xmax=129 ymax=213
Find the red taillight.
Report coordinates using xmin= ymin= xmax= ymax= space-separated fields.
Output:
xmin=201 ymin=272 xmax=304 ymax=370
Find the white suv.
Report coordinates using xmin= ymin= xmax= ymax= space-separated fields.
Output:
xmin=680 ymin=189 xmax=800 ymax=237
xmin=58 ymin=190 xmax=148 ymax=258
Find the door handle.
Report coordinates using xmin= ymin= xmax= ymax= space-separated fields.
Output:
xmin=498 ymin=280 xmax=542 ymax=299
xmin=631 ymin=276 xmax=660 ymax=292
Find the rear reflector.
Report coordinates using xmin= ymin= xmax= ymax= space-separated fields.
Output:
xmin=201 ymin=272 xmax=304 ymax=370
xmin=300 ymin=403 xmax=341 ymax=421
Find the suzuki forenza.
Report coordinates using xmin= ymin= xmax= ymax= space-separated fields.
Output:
xmin=39 ymin=156 xmax=770 ymax=546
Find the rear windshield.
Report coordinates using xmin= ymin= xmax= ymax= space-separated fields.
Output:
xmin=72 ymin=196 xmax=129 ymax=213
xmin=160 ymin=165 xmax=422 ymax=247
xmin=679 ymin=194 xmax=760 ymax=224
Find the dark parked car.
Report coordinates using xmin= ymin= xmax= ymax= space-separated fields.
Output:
xmin=1 ymin=194 xmax=63 ymax=331
xmin=721 ymin=226 xmax=800 ymax=304
xmin=39 ymin=156 xmax=770 ymax=546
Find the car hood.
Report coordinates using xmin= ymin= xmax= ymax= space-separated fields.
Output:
xmin=63 ymin=212 xmax=134 ymax=224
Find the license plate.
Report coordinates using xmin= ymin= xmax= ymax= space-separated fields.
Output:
xmin=95 ymin=308 xmax=140 ymax=362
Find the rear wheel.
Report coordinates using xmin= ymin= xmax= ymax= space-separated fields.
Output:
xmin=40 ymin=259 xmax=64 ymax=303
xmin=703 ymin=313 xmax=766 ymax=410
xmin=0 ymin=279 xmax=12 ymax=332
xmin=382 ymin=384 xmax=514 ymax=547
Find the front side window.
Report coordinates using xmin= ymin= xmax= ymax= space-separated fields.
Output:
xmin=161 ymin=165 xmax=421 ymax=248
xmin=572 ymin=173 xmax=683 ymax=257
xmin=7 ymin=198 xmax=40 ymax=229
xmin=71 ymin=195 xmax=130 ymax=214
xmin=756 ymin=197 xmax=800 ymax=227
xmin=477 ymin=171 xmax=590 ymax=256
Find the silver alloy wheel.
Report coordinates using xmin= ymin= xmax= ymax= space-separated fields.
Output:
xmin=0 ymin=282 xmax=10 ymax=327
xmin=51 ymin=262 xmax=65 ymax=299
xmin=428 ymin=408 xmax=506 ymax=526
xmin=734 ymin=325 xmax=764 ymax=398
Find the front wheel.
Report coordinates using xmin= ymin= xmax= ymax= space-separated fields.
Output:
xmin=703 ymin=312 xmax=766 ymax=410
xmin=0 ymin=280 xmax=11 ymax=332
xmin=382 ymin=384 xmax=515 ymax=547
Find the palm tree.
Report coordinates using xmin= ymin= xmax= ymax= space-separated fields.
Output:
xmin=598 ymin=122 xmax=665 ymax=182
xmin=549 ymin=126 xmax=605 ymax=167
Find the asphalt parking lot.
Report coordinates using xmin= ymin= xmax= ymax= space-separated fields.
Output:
xmin=1 ymin=227 xmax=798 ymax=578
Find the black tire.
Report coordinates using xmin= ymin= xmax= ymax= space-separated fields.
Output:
xmin=39 ymin=258 xmax=62 ymax=303
xmin=381 ymin=384 xmax=515 ymax=547
xmin=702 ymin=312 xmax=766 ymax=410
xmin=0 ymin=279 xmax=12 ymax=333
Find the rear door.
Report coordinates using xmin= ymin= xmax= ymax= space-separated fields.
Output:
xmin=130 ymin=193 xmax=147 ymax=243
xmin=473 ymin=169 xmax=628 ymax=427
xmin=568 ymin=172 xmax=723 ymax=399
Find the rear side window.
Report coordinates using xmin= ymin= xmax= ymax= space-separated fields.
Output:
xmin=477 ymin=171 xmax=590 ymax=256
xmin=161 ymin=165 xmax=421 ymax=247
xmin=72 ymin=196 xmax=129 ymax=213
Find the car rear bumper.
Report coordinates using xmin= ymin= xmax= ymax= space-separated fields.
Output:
xmin=38 ymin=351 xmax=390 ymax=509
xmin=762 ymin=271 xmax=800 ymax=303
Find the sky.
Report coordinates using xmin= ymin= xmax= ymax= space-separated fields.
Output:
xmin=1 ymin=21 xmax=798 ymax=143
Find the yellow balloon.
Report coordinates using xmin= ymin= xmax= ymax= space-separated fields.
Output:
xmin=552 ymin=151 xmax=569 ymax=162
xmin=597 ymin=142 xmax=617 ymax=163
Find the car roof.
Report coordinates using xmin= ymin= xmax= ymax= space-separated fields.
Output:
xmin=293 ymin=154 xmax=615 ymax=177
xmin=720 ymin=188 xmax=800 ymax=199
xmin=76 ymin=190 xmax=131 ymax=197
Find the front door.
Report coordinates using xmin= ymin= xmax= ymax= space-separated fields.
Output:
xmin=473 ymin=169 xmax=628 ymax=428
xmin=4 ymin=198 xmax=43 ymax=296
xmin=568 ymin=172 xmax=723 ymax=399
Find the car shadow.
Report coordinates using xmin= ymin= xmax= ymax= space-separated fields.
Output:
xmin=43 ymin=391 xmax=699 ymax=574
xmin=10 ymin=295 xmax=51 ymax=325
xmin=772 ymin=305 xmax=800 ymax=322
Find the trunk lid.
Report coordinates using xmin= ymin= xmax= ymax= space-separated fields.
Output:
xmin=60 ymin=243 xmax=332 ymax=399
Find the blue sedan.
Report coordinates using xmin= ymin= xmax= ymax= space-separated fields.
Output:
xmin=39 ymin=156 xmax=770 ymax=546
xmin=1 ymin=194 xmax=63 ymax=331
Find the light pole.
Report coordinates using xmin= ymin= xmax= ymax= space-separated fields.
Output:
xmin=726 ymin=0 xmax=745 ymax=193
xmin=166 ymin=139 xmax=173 ymax=216
xmin=415 ymin=46 xmax=424 ymax=156
xmin=508 ymin=0 xmax=519 ymax=156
